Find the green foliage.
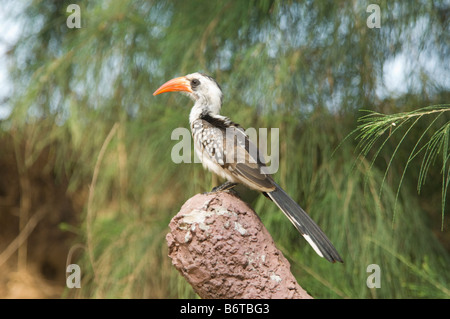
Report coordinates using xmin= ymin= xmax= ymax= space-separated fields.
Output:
xmin=2 ymin=0 xmax=449 ymax=298
xmin=353 ymin=105 xmax=450 ymax=226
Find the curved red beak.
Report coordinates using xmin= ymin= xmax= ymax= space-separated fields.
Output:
xmin=153 ymin=76 xmax=193 ymax=96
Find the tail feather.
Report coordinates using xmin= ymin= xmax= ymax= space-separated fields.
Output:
xmin=267 ymin=183 xmax=343 ymax=263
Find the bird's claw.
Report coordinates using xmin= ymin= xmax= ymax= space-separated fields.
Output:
xmin=202 ymin=182 xmax=239 ymax=196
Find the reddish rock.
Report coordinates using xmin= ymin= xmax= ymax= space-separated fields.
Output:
xmin=166 ymin=192 xmax=312 ymax=299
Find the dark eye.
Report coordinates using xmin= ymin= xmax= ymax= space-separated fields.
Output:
xmin=191 ymin=79 xmax=200 ymax=88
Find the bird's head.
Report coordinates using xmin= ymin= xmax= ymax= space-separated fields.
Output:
xmin=153 ymin=72 xmax=223 ymax=115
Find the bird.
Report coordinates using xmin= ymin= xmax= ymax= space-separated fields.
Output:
xmin=153 ymin=72 xmax=343 ymax=263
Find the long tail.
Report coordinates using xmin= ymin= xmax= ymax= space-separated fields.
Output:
xmin=267 ymin=182 xmax=343 ymax=263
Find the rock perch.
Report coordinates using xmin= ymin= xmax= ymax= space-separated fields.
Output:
xmin=166 ymin=192 xmax=312 ymax=299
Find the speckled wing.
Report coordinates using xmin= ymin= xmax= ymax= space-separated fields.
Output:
xmin=191 ymin=118 xmax=275 ymax=192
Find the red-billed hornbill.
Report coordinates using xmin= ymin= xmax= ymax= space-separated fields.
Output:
xmin=153 ymin=72 xmax=343 ymax=263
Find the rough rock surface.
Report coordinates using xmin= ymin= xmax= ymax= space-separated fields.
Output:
xmin=166 ymin=192 xmax=312 ymax=299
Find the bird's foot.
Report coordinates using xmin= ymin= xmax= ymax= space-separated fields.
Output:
xmin=202 ymin=181 xmax=238 ymax=196
xmin=211 ymin=181 xmax=238 ymax=192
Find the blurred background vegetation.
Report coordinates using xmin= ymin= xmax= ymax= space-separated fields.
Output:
xmin=0 ymin=0 xmax=449 ymax=298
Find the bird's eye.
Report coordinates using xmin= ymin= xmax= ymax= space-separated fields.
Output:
xmin=191 ymin=79 xmax=200 ymax=88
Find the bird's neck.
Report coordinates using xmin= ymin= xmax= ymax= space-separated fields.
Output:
xmin=189 ymin=100 xmax=221 ymax=124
